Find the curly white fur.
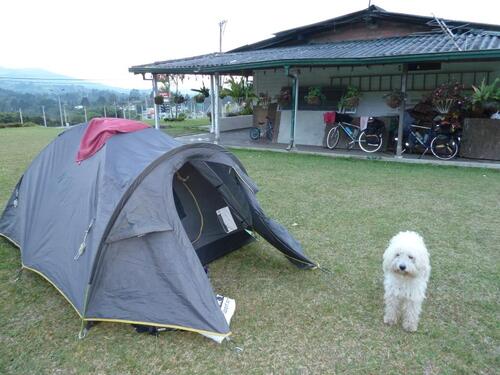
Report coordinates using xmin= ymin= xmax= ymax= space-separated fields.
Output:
xmin=383 ymin=231 xmax=430 ymax=332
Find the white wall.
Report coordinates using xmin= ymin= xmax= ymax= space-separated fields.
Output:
xmin=219 ymin=115 xmax=253 ymax=131
xmin=255 ymin=61 xmax=500 ymax=145
xmin=277 ymin=110 xmax=326 ymax=146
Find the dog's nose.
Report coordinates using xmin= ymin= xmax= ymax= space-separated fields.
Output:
xmin=399 ymin=264 xmax=406 ymax=271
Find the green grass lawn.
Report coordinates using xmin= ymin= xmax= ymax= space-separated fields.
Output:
xmin=143 ymin=118 xmax=210 ymax=137
xmin=0 ymin=127 xmax=499 ymax=374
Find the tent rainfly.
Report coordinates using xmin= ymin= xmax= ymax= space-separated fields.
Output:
xmin=0 ymin=118 xmax=316 ymax=341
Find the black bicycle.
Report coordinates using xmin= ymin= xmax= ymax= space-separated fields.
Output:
xmin=326 ymin=113 xmax=384 ymax=153
xmin=250 ymin=117 xmax=274 ymax=141
xmin=397 ymin=121 xmax=460 ymax=160
xmin=430 ymin=122 xmax=461 ymax=160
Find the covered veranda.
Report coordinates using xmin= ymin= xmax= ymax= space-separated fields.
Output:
xmin=129 ymin=36 xmax=500 ymax=160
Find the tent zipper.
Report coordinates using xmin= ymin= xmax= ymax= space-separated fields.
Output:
xmin=74 ymin=218 xmax=95 ymax=261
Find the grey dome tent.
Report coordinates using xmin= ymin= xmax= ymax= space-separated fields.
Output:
xmin=0 ymin=120 xmax=316 ymax=340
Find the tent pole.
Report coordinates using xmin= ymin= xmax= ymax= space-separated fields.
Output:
xmin=396 ymin=64 xmax=408 ymax=158
xmin=210 ymin=75 xmax=216 ymax=134
xmin=152 ymin=74 xmax=160 ymax=130
xmin=213 ymin=72 xmax=221 ymax=144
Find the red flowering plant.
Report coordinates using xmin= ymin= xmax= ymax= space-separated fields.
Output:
xmin=430 ymin=82 xmax=465 ymax=114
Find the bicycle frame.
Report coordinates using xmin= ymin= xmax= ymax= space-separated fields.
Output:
xmin=406 ymin=124 xmax=434 ymax=158
xmin=336 ymin=121 xmax=361 ymax=148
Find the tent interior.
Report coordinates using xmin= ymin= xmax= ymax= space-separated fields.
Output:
xmin=173 ymin=161 xmax=254 ymax=266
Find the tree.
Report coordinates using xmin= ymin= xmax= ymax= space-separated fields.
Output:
xmin=81 ymin=97 xmax=90 ymax=107
xmin=96 ymin=96 xmax=107 ymax=106
xmin=129 ymin=89 xmax=141 ymax=102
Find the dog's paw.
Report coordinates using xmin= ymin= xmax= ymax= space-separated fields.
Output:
xmin=383 ymin=315 xmax=397 ymax=326
xmin=402 ymin=321 xmax=418 ymax=332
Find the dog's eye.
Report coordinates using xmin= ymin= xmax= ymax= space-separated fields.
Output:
xmin=396 ymin=253 xmax=400 ymax=257
xmin=409 ymin=255 xmax=414 ymax=260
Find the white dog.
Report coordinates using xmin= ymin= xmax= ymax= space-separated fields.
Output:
xmin=383 ymin=231 xmax=430 ymax=332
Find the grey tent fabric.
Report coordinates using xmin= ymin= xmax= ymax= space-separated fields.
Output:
xmin=0 ymin=121 xmax=316 ymax=337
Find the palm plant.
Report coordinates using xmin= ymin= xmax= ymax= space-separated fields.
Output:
xmin=220 ymin=77 xmax=256 ymax=104
xmin=471 ymin=78 xmax=500 ymax=114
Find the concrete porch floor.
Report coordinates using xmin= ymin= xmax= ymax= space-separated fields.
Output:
xmin=176 ymin=129 xmax=500 ymax=170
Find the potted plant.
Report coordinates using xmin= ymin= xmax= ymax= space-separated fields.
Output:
xmin=338 ymin=85 xmax=361 ymax=112
xmin=277 ymin=86 xmax=292 ymax=106
xmin=471 ymin=78 xmax=500 ymax=116
xmin=191 ymin=84 xmax=210 ymax=104
xmin=460 ymin=78 xmax=500 ymax=160
xmin=304 ymin=86 xmax=325 ymax=105
xmin=383 ymin=90 xmax=405 ymax=109
xmin=154 ymin=95 xmax=164 ymax=105
xmin=431 ymin=81 xmax=465 ymax=114
xmin=172 ymin=93 xmax=186 ymax=105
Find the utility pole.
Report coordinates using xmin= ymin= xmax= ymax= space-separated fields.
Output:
xmin=42 ymin=106 xmax=47 ymax=127
xmin=219 ymin=20 xmax=227 ymax=53
xmin=19 ymin=108 xmax=23 ymax=125
xmin=104 ymin=106 xmax=107 ymax=117
xmin=63 ymin=104 xmax=68 ymax=126
xmin=83 ymin=106 xmax=88 ymax=122
xmin=58 ymin=96 xmax=64 ymax=127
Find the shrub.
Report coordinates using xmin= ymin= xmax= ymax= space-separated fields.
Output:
xmin=0 ymin=122 xmax=37 ymax=128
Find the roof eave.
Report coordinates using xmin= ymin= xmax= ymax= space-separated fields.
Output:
xmin=128 ymin=49 xmax=500 ymax=75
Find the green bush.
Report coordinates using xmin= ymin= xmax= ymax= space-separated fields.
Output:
xmin=163 ymin=114 xmax=186 ymax=122
xmin=0 ymin=112 xmax=22 ymax=124
xmin=0 ymin=121 xmax=38 ymax=128
xmin=239 ymin=105 xmax=253 ymax=115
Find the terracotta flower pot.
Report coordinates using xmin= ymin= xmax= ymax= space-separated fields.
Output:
xmin=195 ymin=94 xmax=206 ymax=104
xmin=345 ymin=97 xmax=359 ymax=108
xmin=154 ymin=95 xmax=164 ymax=105
xmin=386 ymin=96 xmax=401 ymax=108
xmin=307 ymin=96 xmax=321 ymax=105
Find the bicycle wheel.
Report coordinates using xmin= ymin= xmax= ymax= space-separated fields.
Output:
xmin=326 ymin=126 xmax=340 ymax=149
xmin=358 ymin=131 xmax=383 ymax=153
xmin=430 ymin=134 xmax=458 ymax=160
xmin=249 ymin=127 xmax=260 ymax=140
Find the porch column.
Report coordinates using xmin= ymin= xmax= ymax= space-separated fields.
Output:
xmin=152 ymin=74 xmax=160 ymax=130
xmin=210 ymin=75 xmax=216 ymax=133
xmin=396 ymin=64 xmax=408 ymax=158
xmin=286 ymin=67 xmax=299 ymax=150
xmin=213 ymin=72 xmax=221 ymax=144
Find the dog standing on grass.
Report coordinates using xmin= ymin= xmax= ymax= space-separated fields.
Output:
xmin=383 ymin=231 xmax=431 ymax=332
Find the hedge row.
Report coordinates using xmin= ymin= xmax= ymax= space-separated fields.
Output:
xmin=0 ymin=122 xmax=38 ymax=129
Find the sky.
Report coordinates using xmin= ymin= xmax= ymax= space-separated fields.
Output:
xmin=1 ymin=0 xmax=499 ymax=90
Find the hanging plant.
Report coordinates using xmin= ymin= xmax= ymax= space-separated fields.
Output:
xmin=154 ymin=95 xmax=164 ymax=105
xmin=191 ymin=83 xmax=210 ymax=103
xmin=277 ymin=87 xmax=292 ymax=106
xmin=194 ymin=93 xmax=206 ymax=103
xmin=304 ymin=87 xmax=325 ymax=105
xmin=173 ymin=93 xmax=185 ymax=105
xmin=383 ymin=90 xmax=405 ymax=109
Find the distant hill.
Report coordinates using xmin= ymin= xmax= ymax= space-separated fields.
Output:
xmin=0 ymin=67 xmax=131 ymax=94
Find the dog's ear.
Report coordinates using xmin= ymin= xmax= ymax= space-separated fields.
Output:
xmin=382 ymin=245 xmax=396 ymax=271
